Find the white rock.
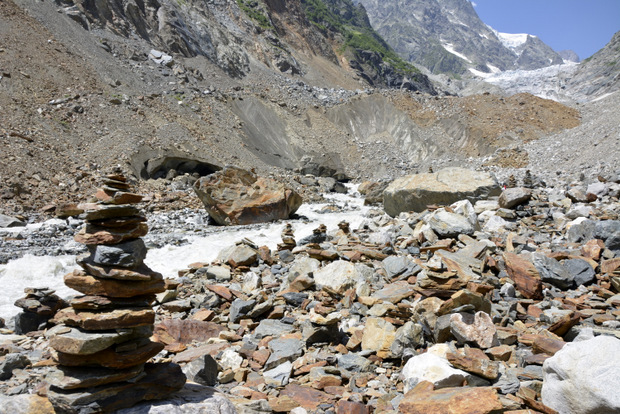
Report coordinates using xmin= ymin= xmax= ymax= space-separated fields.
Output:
xmin=219 ymin=349 xmax=242 ymax=371
xmin=313 ymin=260 xmax=361 ymax=294
xmin=450 ymin=200 xmax=479 ymax=229
xmin=542 ymin=335 xmax=620 ymax=414
xmin=401 ymin=352 xmax=468 ymax=392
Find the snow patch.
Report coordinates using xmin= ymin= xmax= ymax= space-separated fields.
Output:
xmin=497 ymin=32 xmax=530 ymax=49
xmin=442 ymin=43 xmax=472 ymax=63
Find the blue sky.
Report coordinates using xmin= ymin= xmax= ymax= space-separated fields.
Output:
xmin=471 ymin=0 xmax=620 ymax=60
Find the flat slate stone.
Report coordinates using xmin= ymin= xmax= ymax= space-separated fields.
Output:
xmin=48 ymin=325 xmax=153 ymax=355
xmin=74 ymin=222 xmax=148 ymax=245
xmin=79 ymin=204 xmax=141 ymax=221
xmin=78 ymin=259 xmax=161 ymax=282
xmin=55 ymin=340 xmax=164 ymax=369
xmin=70 ymin=295 xmax=155 ymax=311
xmin=46 ymin=364 xmax=144 ymax=390
xmin=52 ymin=307 xmax=155 ymax=331
xmin=64 ymin=270 xmax=165 ymax=298
xmin=47 ymin=363 xmax=185 ymax=413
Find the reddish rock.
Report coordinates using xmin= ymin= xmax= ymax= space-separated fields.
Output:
xmin=153 ymin=319 xmax=224 ymax=347
xmin=337 ymin=400 xmax=370 ymax=414
xmin=78 ymin=261 xmax=161 ymax=282
xmin=279 ymin=384 xmax=333 ymax=410
xmin=64 ymin=270 xmax=165 ymax=298
xmin=447 ymin=348 xmax=499 ymax=380
xmin=503 ymin=253 xmax=543 ymax=300
xmin=399 ymin=382 xmax=503 ymax=414
xmin=74 ymin=222 xmax=148 ymax=245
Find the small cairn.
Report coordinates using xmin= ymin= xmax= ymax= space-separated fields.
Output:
xmin=45 ymin=173 xmax=185 ymax=413
xmin=507 ymin=174 xmax=517 ymax=189
xmin=523 ymin=169 xmax=534 ymax=188
xmin=13 ymin=288 xmax=66 ymax=335
xmin=278 ymin=223 xmax=297 ymax=251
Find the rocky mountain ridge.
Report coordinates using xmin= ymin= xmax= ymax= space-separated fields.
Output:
xmin=355 ymin=0 xmax=565 ymax=76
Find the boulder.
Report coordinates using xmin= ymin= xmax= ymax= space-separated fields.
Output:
xmin=383 ymin=168 xmax=500 ymax=216
xmin=498 ymin=187 xmax=531 ymax=209
xmin=193 ymin=166 xmax=302 ymax=225
xmin=542 ymin=335 xmax=620 ymax=414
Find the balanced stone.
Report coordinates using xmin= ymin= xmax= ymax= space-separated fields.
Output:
xmin=74 ymin=222 xmax=148 ymax=245
xmin=46 ymin=365 xmax=145 ymax=390
xmin=70 ymin=295 xmax=155 ymax=311
xmin=78 ymin=259 xmax=161 ymax=282
xmin=87 ymin=239 xmax=147 ymax=268
xmin=79 ymin=204 xmax=142 ymax=221
xmin=55 ymin=340 xmax=164 ymax=369
xmin=49 ymin=325 xmax=153 ymax=355
xmin=52 ymin=307 xmax=155 ymax=330
xmin=64 ymin=270 xmax=165 ymax=298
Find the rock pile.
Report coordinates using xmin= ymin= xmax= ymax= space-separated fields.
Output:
xmin=13 ymin=288 xmax=66 ymax=335
xmin=2 ymin=172 xmax=620 ymax=413
xmin=45 ymin=174 xmax=185 ymax=413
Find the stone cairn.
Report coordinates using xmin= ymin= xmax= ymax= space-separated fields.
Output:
xmin=278 ymin=223 xmax=296 ymax=251
xmin=45 ymin=173 xmax=185 ymax=413
xmin=506 ymin=174 xmax=517 ymax=188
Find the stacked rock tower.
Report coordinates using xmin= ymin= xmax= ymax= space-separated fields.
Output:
xmin=46 ymin=173 xmax=186 ymax=413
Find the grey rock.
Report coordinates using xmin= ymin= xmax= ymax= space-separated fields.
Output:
xmin=88 ymin=238 xmax=147 ymax=268
xmin=383 ymin=168 xmax=500 ymax=216
xmin=498 ymin=188 xmax=532 ymax=209
xmin=542 ymin=335 xmax=620 ymax=414
xmin=390 ymin=322 xmax=424 ymax=358
xmin=337 ymin=353 xmax=372 ymax=373
xmin=565 ymin=258 xmax=596 ymax=286
xmin=263 ymin=361 xmax=293 ymax=387
xmin=0 ymin=214 xmax=25 ymax=228
xmin=116 ymin=384 xmax=237 ymax=414
xmin=425 ymin=209 xmax=475 ymax=238
xmin=229 ymin=299 xmax=257 ymax=323
xmin=254 ymin=319 xmax=295 ymax=338
xmin=532 ymin=253 xmax=574 ymax=290
xmin=183 ymin=354 xmax=219 ymax=386
xmin=264 ymin=338 xmax=304 ymax=370
xmin=0 ymin=353 xmax=30 ymax=380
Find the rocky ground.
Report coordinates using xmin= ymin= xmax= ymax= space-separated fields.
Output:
xmin=1 ymin=168 xmax=620 ymax=413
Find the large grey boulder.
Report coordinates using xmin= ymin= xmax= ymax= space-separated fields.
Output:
xmin=383 ymin=168 xmax=500 ymax=216
xmin=542 ymin=335 xmax=620 ymax=414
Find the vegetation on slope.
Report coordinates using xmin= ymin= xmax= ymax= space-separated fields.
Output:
xmin=301 ymin=0 xmax=420 ymax=76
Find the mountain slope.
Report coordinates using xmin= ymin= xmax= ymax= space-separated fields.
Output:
xmin=565 ymin=30 xmax=620 ymax=101
xmin=355 ymin=0 xmax=563 ymax=76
